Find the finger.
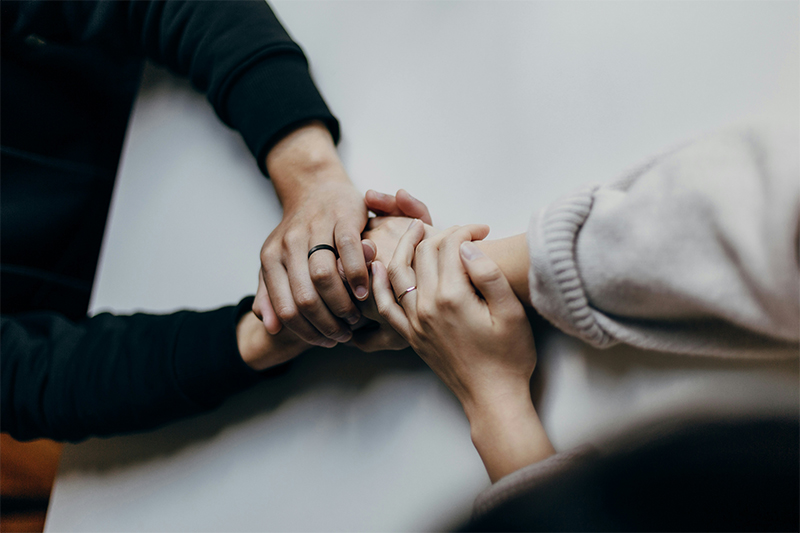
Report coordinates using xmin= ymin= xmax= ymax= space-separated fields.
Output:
xmin=371 ymin=261 xmax=412 ymax=339
xmin=437 ymin=227 xmax=491 ymax=288
xmin=307 ymin=246 xmax=361 ymax=326
xmin=385 ymin=219 xmax=425 ymax=315
xmin=460 ymin=241 xmax=520 ymax=317
xmin=389 ymin=219 xmax=426 ymax=277
xmin=395 ymin=189 xmax=433 ymax=225
xmin=335 ymin=223 xmax=370 ymax=301
xmin=265 ymin=261 xmax=337 ymax=347
xmin=254 ymin=268 xmax=282 ymax=334
xmin=364 ymin=189 xmax=399 ymax=216
xmin=287 ymin=251 xmax=354 ymax=343
xmin=415 ymin=224 xmax=489 ymax=292
xmin=362 ymin=239 xmax=376 ymax=265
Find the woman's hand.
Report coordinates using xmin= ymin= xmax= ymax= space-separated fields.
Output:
xmin=348 ymin=217 xmax=437 ymax=351
xmin=371 ymin=221 xmax=554 ymax=481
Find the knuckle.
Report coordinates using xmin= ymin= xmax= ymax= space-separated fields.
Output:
xmin=416 ymin=301 xmax=434 ymax=323
xmin=294 ymin=290 xmax=318 ymax=312
xmin=331 ymin=299 xmax=356 ymax=318
xmin=275 ymin=304 xmax=298 ymax=323
xmin=436 ymin=289 xmax=459 ymax=310
xmin=336 ymin=232 xmax=358 ymax=250
xmin=309 ymin=263 xmax=336 ymax=286
xmin=283 ymin=230 xmax=305 ymax=248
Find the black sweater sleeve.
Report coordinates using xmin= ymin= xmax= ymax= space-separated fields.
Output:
xmin=1 ymin=298 xmax=263 ymax=442
xmin=2 ymin=0 xmax=340 ymax=174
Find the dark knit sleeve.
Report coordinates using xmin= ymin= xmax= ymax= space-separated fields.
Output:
xmin=1 ymin=298 xmax=262 ymax=442
xmin=1 ymin=0 xmax=340 ymax=175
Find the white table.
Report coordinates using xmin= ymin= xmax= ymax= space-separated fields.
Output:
xmin=46 ymin=2 xmax=799 ymax=531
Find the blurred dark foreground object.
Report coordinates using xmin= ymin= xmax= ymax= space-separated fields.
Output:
xmin=465 ymin=414 xmax=799 ymax=532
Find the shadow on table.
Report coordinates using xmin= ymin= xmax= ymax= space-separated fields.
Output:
xmin=58 ymin=344 xmax=432 ymax=473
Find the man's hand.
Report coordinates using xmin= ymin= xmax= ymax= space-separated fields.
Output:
xmin=364 ymin=189 xmax=433 ymax=224
xmin=254 ymin=121 xmax=369 ymax=347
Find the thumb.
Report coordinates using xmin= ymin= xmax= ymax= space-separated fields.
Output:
xmin=459 ymin=241 xmax=517 ymax=315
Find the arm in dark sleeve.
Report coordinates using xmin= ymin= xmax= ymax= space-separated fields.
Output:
xmin=2 ymin=0 xmax=339 ymax=174
xmin=1 ymin=298 xmax=261 ymax=442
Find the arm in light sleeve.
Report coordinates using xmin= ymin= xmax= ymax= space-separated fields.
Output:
xmin=528 ymin=118 xmax=799 ymax=358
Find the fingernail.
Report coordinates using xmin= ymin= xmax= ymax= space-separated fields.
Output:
xmin=346 ymin=314 xmax=360 ymax=325
xmin=408 ymin=218 xmax=419 ymax=229
xmin=374 ymin=191 xmax=389 ymax=200
xmin=460 ymin=241 xmax=484 ymax=261
xmin=355 ymin=285 xmax=368 ymax=300
xmin=320 ymin=338 xmax=337 ymax=348
xmin=406 ymin=191 xmax=418 ymax=201
xmin=336 ymin=331 xmax=353 ymax=343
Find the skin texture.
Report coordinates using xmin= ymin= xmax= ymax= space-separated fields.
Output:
xmin=371 ymin=221 xmax=554 ymax=482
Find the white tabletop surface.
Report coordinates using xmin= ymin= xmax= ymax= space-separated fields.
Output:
xmin=46 ymin=2 xmax=798 ymax=531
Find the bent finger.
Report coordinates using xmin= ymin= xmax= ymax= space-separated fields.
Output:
xmin=254 ymin=268 xmax=282 ymax=334
xmin=395 ymin=189 xmax=433 ymax=225
xmin=287 ymin=252 xmax=352 ymax=344
xmin=265 ymin=262 xmax=334 ymax=346
xmin=336 ymin=224 xmax=370 ymax=301
xmin=371 ymin=261 xmax=412 ymax=339
xmin=308 ymin=247 xmax=361 ymax=326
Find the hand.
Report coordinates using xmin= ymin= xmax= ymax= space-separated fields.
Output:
xmin=345 ymin=190 xmax=435 ymax=352
xmin=236 ymin=311 xmax=311 ymax=371
xmin=253 ymin=122 xmax=370 ymax=347
xmin=371 ymin=221 xmax=554 ymax=481
xmin=349 ymin=217 xmax=438 ymax=352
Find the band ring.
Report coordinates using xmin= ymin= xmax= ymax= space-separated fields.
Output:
xmin=396 ymin=286 xmax=417 ymax=302
xmin=308 ymin=244 xmax=339 ymax=260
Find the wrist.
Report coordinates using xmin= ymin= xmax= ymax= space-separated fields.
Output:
xmin=466 ymin=387 xmax=555 ymax=483
xmin=236 ymin=312 xmax=311 ymax=371
xmin=462 ymin=382 xmax=536 ymax=430
xmin=265 ymin=121 xmax=350 ymax=208
xmin=475 ymin=234 xmax=531 ymax=304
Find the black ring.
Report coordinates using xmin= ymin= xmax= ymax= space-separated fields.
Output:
xmin=308 ymin=244 xmax=339 ymax=260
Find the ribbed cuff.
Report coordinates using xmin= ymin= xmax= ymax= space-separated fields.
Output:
xmin=471 ymin=445 xmax=596 ymax=520
xmin=173 ymin=297 xmax=263 ymax=410
xmin=225 ymin=53 xmax=341 ymax=176
xmin=528 ymin=186 xmax=613 ymax=348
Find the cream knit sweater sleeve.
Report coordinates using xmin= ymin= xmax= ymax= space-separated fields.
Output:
xmin=528 ymin=119 xmax=799 ymax=358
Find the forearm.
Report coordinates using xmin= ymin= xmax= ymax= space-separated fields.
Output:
xmin=476 ymin=234 xmax=530 ymax=305
xmin=1 ymin=301 xmax=262 ymax=442
xmin=464 ymin=388 xmax=555 ymax=483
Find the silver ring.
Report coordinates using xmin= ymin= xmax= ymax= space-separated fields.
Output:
xmin=396 ymin=286 xmax=416 ymax=302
